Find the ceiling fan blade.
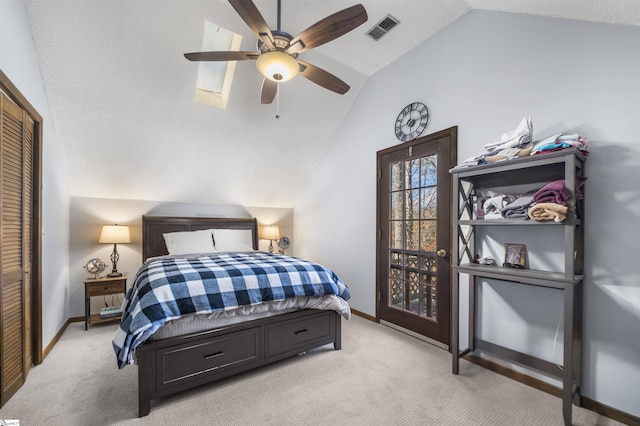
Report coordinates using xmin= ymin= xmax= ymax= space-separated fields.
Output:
xmin=261 ymin=79 xmax=278 ymax=104
xmin=298 ymin=61 xmax=350 ymax=95
xmin=228 ymin=0 xmax=275 ymax=51
xmin=184 ymin=51 xmax=259 ymax=61
xmin=286 ymin=4 xmax=367 ymax=55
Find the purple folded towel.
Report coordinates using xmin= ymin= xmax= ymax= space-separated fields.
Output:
xmin=533 ymin=177 xmax=586 ymax=206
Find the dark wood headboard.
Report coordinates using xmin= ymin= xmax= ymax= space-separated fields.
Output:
xmin=142 ymin=216 xmax=259 ymax=260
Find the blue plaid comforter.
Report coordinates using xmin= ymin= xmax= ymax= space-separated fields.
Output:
xmin=112 ymin=252 xmax=350 ymax=368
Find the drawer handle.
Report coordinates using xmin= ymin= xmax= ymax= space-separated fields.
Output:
xmin=204 ymin=351 xmax=224 ymax=360
xmin=294 ymin=329 xmax=308 ymax=335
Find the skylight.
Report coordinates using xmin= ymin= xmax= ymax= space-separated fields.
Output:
xmin=194 ymin=21 xmax=242 ymax=110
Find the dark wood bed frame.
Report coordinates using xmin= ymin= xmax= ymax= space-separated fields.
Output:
xmin=136 ymin=215 xmax=342 ymax=417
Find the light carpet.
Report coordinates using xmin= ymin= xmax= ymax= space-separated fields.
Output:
xmin=0 ymin=315 xmax=622 ymax=425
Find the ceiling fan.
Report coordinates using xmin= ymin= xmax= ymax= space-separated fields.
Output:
xmin=184 ymin=0 xmax=368 ymax=104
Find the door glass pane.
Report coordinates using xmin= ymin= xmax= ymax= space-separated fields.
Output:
xmin=387 ymin=152 xmax=438 ymax=320
xmin=389 ymin=278 xmax=403 ymax=308
xmin=390 ymin=221 xmax=402 ymax=249
xmin=390 ymin=252 xmax=402 ymax=267
xmin=408 ymin=278 xmax=419 ymax=315
xmin=405 ymin=189 xmax=420 ymax=220
xmin=405 ymin=253 xmax=418 ymax=269
xmin=405 ymin=220 xmax=419 ymax=251
xmin=405 ymin=159 xmax=420 ymax=189
xmin=391 ymin=162 xmax=403 ymax=191
xmin=421 ymin=155 xmax=437 ymax=186
xmin=391 ymin=191 xmax=403 ymax=220
xmin=420 ymin=220 xmax=436 ymax=252
xmin=420 ymin=187 xmax=437 ymax=219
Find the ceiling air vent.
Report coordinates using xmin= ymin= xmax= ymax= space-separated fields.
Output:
xmin=366 ymin=14 xmax=400 ymax=41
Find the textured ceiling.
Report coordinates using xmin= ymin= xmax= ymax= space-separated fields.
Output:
xmin=23 ymin=0 xmax=640 ymax=207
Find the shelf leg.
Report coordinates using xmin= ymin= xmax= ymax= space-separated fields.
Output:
xmin=562 ymin=283 xmax=576 ymax=426
xmin=468 ymin=275 xmax=476 ymax=353
xmin=573 ymin=282 xmax=583 ymax=407
xmin=452 ymin=273 xmax=459 ymax=374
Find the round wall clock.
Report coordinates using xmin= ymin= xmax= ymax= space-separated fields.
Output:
xmin=394 ymin=102 xmax=430 ymax=142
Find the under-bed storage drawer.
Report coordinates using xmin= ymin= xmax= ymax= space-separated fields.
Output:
xmin=264 ymin=311 xmax=336 ymax=357
xmin=157 ymin=327 xmax=260 ymax=386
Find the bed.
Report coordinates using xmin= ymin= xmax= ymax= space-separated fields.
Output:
xmin=114 ymin=215 xmax=349 ymax=417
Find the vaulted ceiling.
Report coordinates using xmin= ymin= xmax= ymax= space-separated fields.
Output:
xmin=23 ymin=0 xmax=640 ymax=207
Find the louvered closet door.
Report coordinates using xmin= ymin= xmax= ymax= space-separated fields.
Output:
xmin=0 ymin=93 xmax=33 ymax=405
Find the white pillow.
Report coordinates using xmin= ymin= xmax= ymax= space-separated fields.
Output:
xmin=163 ymin=229 xmax=215 ymax=255
xmin=212 ymin=229 xmax=255 ymax=252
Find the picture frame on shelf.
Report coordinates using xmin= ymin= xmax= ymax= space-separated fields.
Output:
xmin=503 ymin=243 xmax=526 ymax=269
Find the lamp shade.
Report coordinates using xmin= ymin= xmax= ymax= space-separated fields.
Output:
xmin=99 ymin=225 xmax=131 ymax=244
xmin=256 ymin=51 xmax=299 ymax=82
xmin=260 ymin=225 xmax=280 ymax=241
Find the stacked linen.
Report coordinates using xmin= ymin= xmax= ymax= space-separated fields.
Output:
xmin=482 ymin=194 xmax=535 ymax=220
xmin=483 ymin=194 xmax=517 ymax=219
xmin=533 ymin=179 xmax=571 ymax=205
xmin=528 ymin=203 xmax=568 ymax=222
xmin=481 ymin=192 xmax=567 ymax=222
xmin=455 ymin=117 xmax=533 ymax=168
xmin=485 ymin=145 xmax=533 ymax=163
xmin=501 ymin=195 xmax=535 ymax=219
xmin=533 ymin=178 xmax=586 ymax=206
xmin=483 ymin=117 xmax=533 ymax=152
xmin=527 ymin=178 xmax=586 ymax=223
xmin=479 ymin=179 xmax=584 ymax=223
xmin=452 ymin=117 xmax=589 ymax=170
xmin=531 ymin=133 xmax=589 ymax=156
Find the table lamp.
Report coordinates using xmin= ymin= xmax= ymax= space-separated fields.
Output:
xmin=260 ymin=225 xmax=280 ymax=253
xmin=99 ymin=224 xmax=131 ymax=277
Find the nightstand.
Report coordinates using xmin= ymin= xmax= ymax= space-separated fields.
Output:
xmin=84 ymin=274 xmax=127 ymax=330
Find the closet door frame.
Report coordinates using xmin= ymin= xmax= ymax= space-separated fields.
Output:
xmin=1 ymin=70 xmax=43 ymax=367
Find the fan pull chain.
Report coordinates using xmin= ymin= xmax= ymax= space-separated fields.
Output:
xmin=275 ymin=83 xmax=281 ymax=120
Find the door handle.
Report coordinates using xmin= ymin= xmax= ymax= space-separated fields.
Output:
xmin=436 ymin=248 xmax=447 ymax=258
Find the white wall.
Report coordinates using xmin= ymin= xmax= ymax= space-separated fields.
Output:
xmin=1 ymin=0 xmax=71 ymax=348
xmin=69 ymin=197 xmax=294 ymax=316
xmin=295 ymin=10 xmax=640 ymax=417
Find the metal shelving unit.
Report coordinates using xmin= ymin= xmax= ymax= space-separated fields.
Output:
xmin=450 ymin=149 xmax=586 ymax=425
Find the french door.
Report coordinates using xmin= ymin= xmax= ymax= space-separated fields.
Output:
xmin=376 ymin=127 xmax=457 ymax=346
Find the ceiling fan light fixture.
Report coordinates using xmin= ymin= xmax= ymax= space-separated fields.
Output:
xmin=256 ymin=51 xmax=299 ymax=82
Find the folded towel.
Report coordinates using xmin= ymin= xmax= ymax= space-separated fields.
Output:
xmin=516 ymin=145 xmax=534 ymax=157
xmin=531 ymin=133 xmax=587 ymax=155
xmin=533 ymin=177 xmax=586 ymax=206
xmin=531 ymin=142 xmax=572 ymax=154
xmin=483 ymin=195 xmax=517 ymax=220
xmin=485 ymin=145 xmax=534 ymax=163
xmin=528 ymin=203 xmax=568 ymax=222
xmin=501 ymin=195 xmax=534 ymax=219
xmin=483 ymin=117 xmax=533 ymax=152
xmin=533 ymin=180 xmax=570 ymax=206
xmin=455 ymin=153 xmax=489 ymax=168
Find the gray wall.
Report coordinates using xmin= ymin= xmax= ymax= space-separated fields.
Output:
xmin=295 ymin=10 xmax=640 ymax=417
xmin=1 ymin=0 xmax=71 ymax=347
